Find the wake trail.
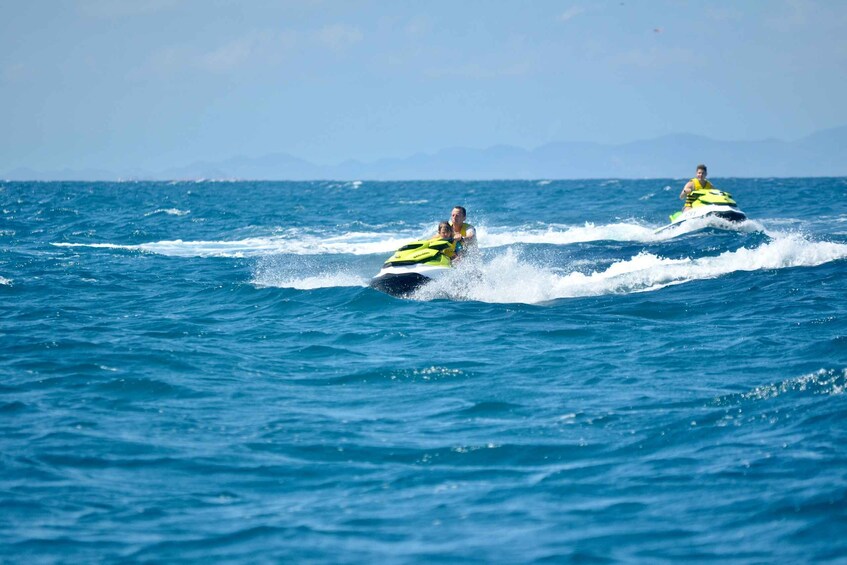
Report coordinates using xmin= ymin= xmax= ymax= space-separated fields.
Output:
xmin=416 ymin=234 xmax=847 ymax=304
xmin=48 ymin=221 xmax=704 ymax=258
xmin=52 ymin=233 xmax=413 ymax=258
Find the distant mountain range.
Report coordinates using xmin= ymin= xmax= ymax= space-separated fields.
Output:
xmin=5 ymin=126 xmax=847 ymax=181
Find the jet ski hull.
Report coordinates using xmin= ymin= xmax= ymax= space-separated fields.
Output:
xmin=704 ymin=208 xmax=747 ymax=223
xmin=657 ymin=195 xmax=747 ymax=233
xmin=369 ymin=272 xmax=433 ymax=297
xmin=674 ymin=204 xmax=747 ymax=224
xmin=369 ymin=264 xmax=451 ymax=297
xmin=655 ymin=210 xmax=748 ymax=234
xmin=369 ymin=238 xmax=454 ymax=297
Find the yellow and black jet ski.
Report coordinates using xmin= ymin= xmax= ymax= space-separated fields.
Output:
xmin=369 ymin=238 xmax=453 ymax=297
xmin=657 ymin=189 xmax=747 ymax=233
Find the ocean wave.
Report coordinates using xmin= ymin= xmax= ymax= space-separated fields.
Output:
xmin=705 ymin=369 xmax=847 ymax=432
xmin=742 ymin=369 xmax=847 ymax=401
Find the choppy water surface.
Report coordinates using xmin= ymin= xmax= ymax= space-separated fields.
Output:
xmin=2 ymin=179 xmax=846 ymax=562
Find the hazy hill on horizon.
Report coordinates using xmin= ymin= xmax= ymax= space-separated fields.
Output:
xmin=5 ymin=126 xmax=847 ymax=181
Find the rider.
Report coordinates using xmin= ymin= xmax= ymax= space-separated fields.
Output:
xmin=679 ymin=164 xmax=716 ymax=211
xmin=448 ymin=206 xmax=476 ymax=258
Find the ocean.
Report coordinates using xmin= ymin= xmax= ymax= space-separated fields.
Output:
xmin=2 ymin=178 xmax=846 ymax=562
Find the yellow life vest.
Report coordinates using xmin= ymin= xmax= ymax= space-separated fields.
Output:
xmin=450 ymin=222 xmax=470 ymax=237
xmin=685 ymin=179 xmax=715 ymax=207
xmin=450 ymin=222 xmax=475 ymax=255
xmin=433 ymin=237 xmax=457 ymax=259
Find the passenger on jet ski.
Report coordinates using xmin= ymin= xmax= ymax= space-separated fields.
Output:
xmin=432 ymin=221 xmax=458 ymax=259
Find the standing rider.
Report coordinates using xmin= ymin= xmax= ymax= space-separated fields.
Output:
xmin=679 ymin=164 xmax=715 ymax=211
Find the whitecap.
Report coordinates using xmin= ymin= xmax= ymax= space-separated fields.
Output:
xmin=742 ymin=369 xmax=847 ymax=400
xmin=144 ymin=208 xmax=190 ymax=217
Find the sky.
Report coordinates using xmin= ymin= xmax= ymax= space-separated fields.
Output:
xmin=2 ymin=0 xmax=846 ymax=174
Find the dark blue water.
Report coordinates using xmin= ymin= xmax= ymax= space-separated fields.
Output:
xmin=2 ymin=179 xmax=846 ymax=562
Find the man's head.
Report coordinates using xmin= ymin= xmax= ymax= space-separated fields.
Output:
xmin=450 ymin=206 xmax=467 ymax=226
xmin=696 ymin=164 xmax=707 ymax=179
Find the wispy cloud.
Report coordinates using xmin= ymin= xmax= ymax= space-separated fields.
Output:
xmin=198 ymin=39 xmax=255 ymax=73
xmin=762 ymin=0 xmax=847 ymax=35
xmin=558 ymin=6 xmax=586 ymax=23
xmin=130 ymin=32 xmax=291 ymax=78
xmin=609 ymin=46 xmax=695 ymax=70
xmin=1 ymin=63 xmax=27 ymax=84
xmin=76 ymin=0 xmax=178 ymax=18
xmin=425 ymin=61 xmax=533 ymax=80
xmin=403 ymin=16 xmax=433 ymax=38
xmin=704 ymin=6 xmax=745 ymax=23
xmin=316 ymin=24 xmax=364 ymax=51
xmin=764 ymin=0 xmax=815 ymax=32
xmin=130 ymin=25 xmax=360 ymax=78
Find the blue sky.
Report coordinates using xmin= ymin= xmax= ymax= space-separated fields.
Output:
xmin=2 ymin=0 xmax=846 ymax=173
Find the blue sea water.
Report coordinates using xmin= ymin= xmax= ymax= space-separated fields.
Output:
xmin=1 ymin=178 xmax=846 ymax=562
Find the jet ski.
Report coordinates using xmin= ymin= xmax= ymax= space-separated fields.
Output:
xmin=656 ymin=189 xmax=747 ymax=233
xmin=369 ymin=238 xmax=453 ymax=297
